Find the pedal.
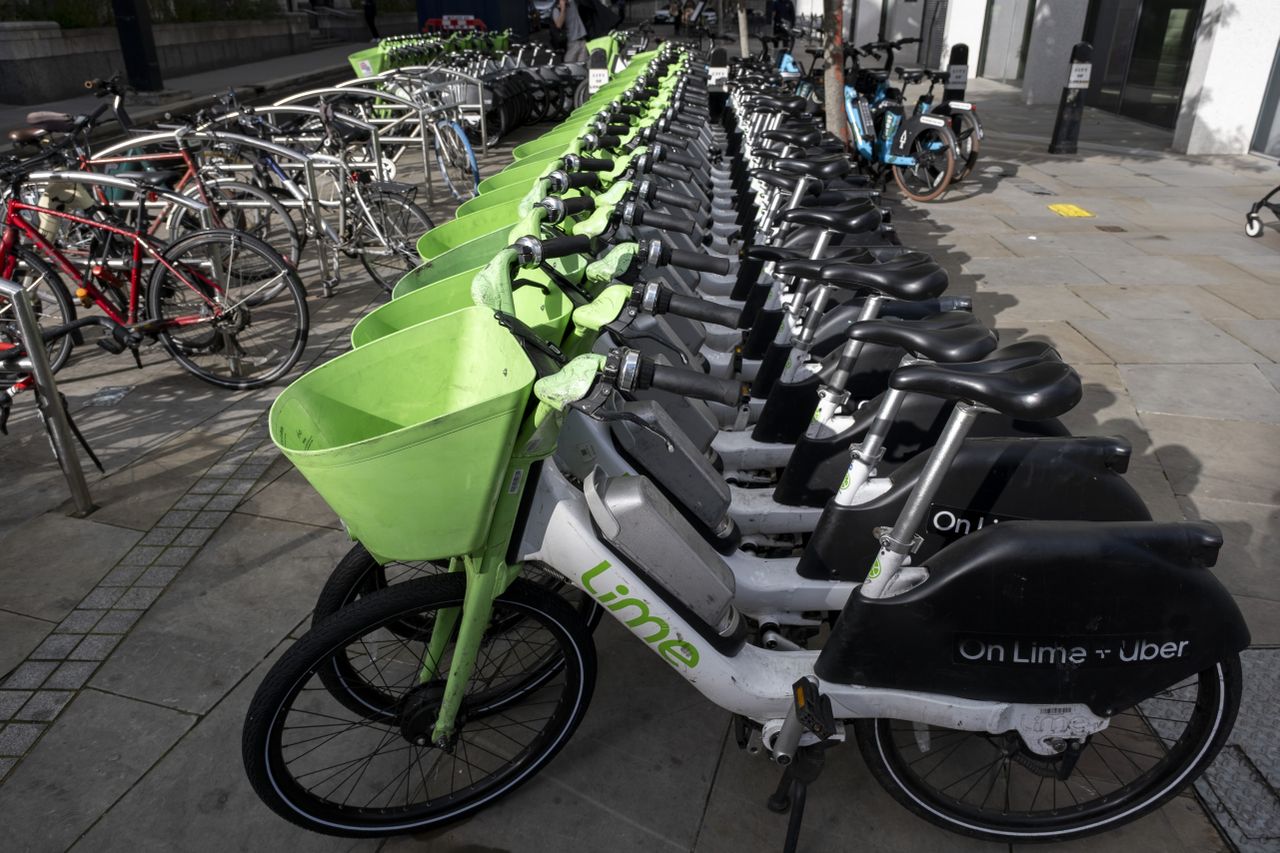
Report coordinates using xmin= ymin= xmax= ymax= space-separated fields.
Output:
xmin=792 ymin=677 xmax=837 ymax=742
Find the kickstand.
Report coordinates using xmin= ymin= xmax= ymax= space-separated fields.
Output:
xmin=766 ymin=745 xmax=828 ymax=853
xmin=59 ymin=392 xmax=104 ymax=473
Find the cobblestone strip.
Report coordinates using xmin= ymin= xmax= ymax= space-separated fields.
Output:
xmin=0 ymin=417 xmax=275 ymax=782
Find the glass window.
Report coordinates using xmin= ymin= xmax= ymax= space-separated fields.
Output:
xmin=1253 ymin=41 xmax=1280 ymax=156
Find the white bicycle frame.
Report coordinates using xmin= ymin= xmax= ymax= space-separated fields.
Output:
xmin=517 ymin=461 xmax=1108 ymax=756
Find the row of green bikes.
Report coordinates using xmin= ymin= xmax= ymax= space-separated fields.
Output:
xmin=241 ymin=37 xmax=1248 ymax=853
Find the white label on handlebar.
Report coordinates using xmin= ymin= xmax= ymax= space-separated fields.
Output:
xmin=708 ymin=66 xmax=728 ymax=85
xmin=947 ymin=64 xmax=968 ymax=86
xmin=950 ymin=101 xmax=972 ymax=110
xmin=589 ymin=68 xmax=609 ymax=93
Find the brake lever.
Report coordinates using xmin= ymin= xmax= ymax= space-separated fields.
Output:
xmin=566 ymin=381 xmax=675 ymax=453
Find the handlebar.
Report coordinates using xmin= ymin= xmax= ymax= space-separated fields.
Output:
xmin=662 ymin=290 xmax=743 ymax=329
xmin=622 ymin=203 xmax=696 ymax=236
xmin=639 ymin=360 xmax=744 ymax=407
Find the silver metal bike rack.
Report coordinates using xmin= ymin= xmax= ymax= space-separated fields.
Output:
xmin=0 ymin=278 xmax=95 ymax=516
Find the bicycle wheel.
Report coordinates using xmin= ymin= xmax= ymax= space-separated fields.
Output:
xmin=434 ymin=121 xmax=480 ymax=201
xmin=169 ymin=181 xmax=302 ymax=286
xmin=354 ymin=191 xmax=434 ymax=293
xmin=949 ymin=111 xmax=982 ymax=182
xmin=0 ymin=246 xmax=76 ymax=375
xmin=856 ymin=656 xmax=1242 ymax=843
xmin=243 ymin=573 xmax=595 ymax=836
xmin=891 ymin=127 xmax=956 ymax=202
xmin=146 ymin=229 xmax=309 ymax=390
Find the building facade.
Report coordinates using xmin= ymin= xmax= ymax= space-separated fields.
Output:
xmin=841 ymin=0 xmax=1280 ymax=156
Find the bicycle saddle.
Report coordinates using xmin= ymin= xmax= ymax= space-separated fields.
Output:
xmin=819 ymin=259 xmax=948 ymax=300
xmin=111 ymin=169 xmax=184 ymax=187
xmin=748 ymin=95 xmax=810 ymax=115
xmin=894 ymin=66 xmax=926 ymax=84
xmin=7 ymin=127 xmax=47 ymax=145
xmin=889 ymin=358 xmax=1082 ymax=421
xmin=762 ymin=128 xmax=823 ymax=147
xmin=782 ymin=201 xmax=881 ymax=234
xmin=848 ymin=313 xmax=998 ymax=364
xmin=754 ymin=169 xmax=808 ymax=191
xmin=750 ymin=245 xmax=874 ymax=264
xmin=26 ymin=111 xmax=76 ymax=132
xmin=775 ymin=155 xmax=853 ymax=181
xmin=773 ymin=250 xmax=929 ymax=278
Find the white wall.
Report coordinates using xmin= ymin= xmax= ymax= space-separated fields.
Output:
xmin=1020 ymin=0 xmax=1089 ymax=105
xmin=941 ymin=0 xmax=987 ymax=78
xmin=852 ymin=0 xmax=882 ymax=46
xmin=1174 ymin=0 xmax=1280 ymax=154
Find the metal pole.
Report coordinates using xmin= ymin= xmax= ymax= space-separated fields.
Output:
xmin=1049 ymin=42 xmax=1093 ymax=155
xmin=0 ymin=279 xmax=95 ymax=516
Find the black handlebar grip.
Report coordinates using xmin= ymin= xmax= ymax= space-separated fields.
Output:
xmin=591 ymin=133 xmax=622 ymax=149
xmin=665 ymin=248 xmax=731 ymax=275
xmin=633 ymin=208 xmax=696 ymax=235
xmin=653 ymin=131 xmax=688 ymax=149
xmin=600 ymin=122 xmax=630 ymax=135
xmin=661 ymin=121 xmax=700 ymax=139
xmin=566 ymin=155 xmax=614 ymax=172
xmin=652 ymin=185 xmax=701 ymax=211
xmin=664 ymin=293 xmax=743 ymax=329
xmin=662 ymin=147 xmax=700 ymax=170
xmin=552 ymin=170 xmax=602 ymax=190
xmin=651 ymin=161 xmax=692 ymax=182
xmin=643 ymin=362 xmax=744 ymax=408
xmin=614 ymin=103 xmax=643 ymax=115
xmin=539 ymin=235 xmax=593 ymax=259
xmin=557 ymin=195 xmax=597 ymax=217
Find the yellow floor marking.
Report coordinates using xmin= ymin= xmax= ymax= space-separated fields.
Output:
xmin=1048 ymin=203 xmax=1096 ymax=217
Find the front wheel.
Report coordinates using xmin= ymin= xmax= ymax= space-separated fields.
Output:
xmin=1245 ymin=215 xmax=1264 ymax=238
xmin=146 ymin=229 xmax=309 ymax=389
xmin=243 ymin=574 xmax=596 ymax=836
xmin=855 ymin=657 xmax=1242 ymax=843
xmin=434 ymin=120 xmax=480 ymax=201
xmin=891 ymin=127 xmax=956 ymax=202
xmin=353 ymin=191 xmax=434 ymax=292
xmin=0 ymin=245 xmax=76 ymax=376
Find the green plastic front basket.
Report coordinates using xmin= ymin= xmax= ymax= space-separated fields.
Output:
xmin=270 ymin=306 xmax=534 ymax=562
xmin=349 ymin=47 xmax=384 ymax=78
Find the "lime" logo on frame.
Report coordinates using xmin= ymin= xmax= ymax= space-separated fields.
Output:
xmin=583 ymin=561 xmax=700 ymax=669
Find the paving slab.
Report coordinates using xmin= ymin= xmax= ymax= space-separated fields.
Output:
xmin=1074 ymin=318 xmax=1268 ymax=364
xmin=991 ymin=231 xmax=1134 ymax=258
xmin=1204 ymin=279 xmax=1280 ymax=319
xmin=959 ymin=255 xmax=1109 ymax=287
xmin=1234 ymin=595 xmax=1280 ymax=645
xmin=1124 ymin=232 xmax=1280 ymax=257
xmin=0 ymin=514 xmax=141 ymax=625
xmin=1142 ymin=414 xmax=1280 ymax=506
xmin=1121 ymin=364 xmax=1280 ymax=424
xmin=1057 ymin=363 xmax=1159 ymax=458
xmin=0 ymin=611 xmax=54 ymax=681
xmin=1076 ymin=253 xmax=1268 ymax=287
xmin=1177 ymin=495 xmax=1280 ymax=603
xmin=70 ymin=652 xmax=379 ymax=853
xmin=973 ymin=283 xmax=1107 ymax=325
xmin=235 ymin=466 xmax=342 ymax=530
xmin=1069 ymin=284 xmax=1254 ymax=321
xmin=1213 ymin=319 xmax=1280 ymax=362
xmin=997 ymin=322 xmax=1113 ymax=365
xmin=88 ymin=512 xmax=352 ymax=715
xmin=0 ymin=688 xmax=193 ymax=851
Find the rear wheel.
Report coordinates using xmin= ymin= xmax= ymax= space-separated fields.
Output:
xmin=0 ymin=246 xmax=76 ymax=375
xmin=242 ymin=574 xmax=595 ymax=836
xmin=856 ymin=657 xmax=1242 ymax=842
xmin=353 ymin=191 xmax=434 ymax=292
xmin=949 ymin=111 xmax=982 ymax=182
xmin=146 ymin=229 xmax=308 ymax=389
xmin=891 ymin=127 xmax=956 ymax=202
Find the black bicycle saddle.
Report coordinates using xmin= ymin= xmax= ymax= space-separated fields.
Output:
xmin=889 ymin=358 xmax=1082 ymax=421
xmin=848 ymin=313 xmax=998 ymax=364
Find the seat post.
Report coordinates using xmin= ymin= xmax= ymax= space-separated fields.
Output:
xmin=860 ymin=401 xmax=981 ymax=599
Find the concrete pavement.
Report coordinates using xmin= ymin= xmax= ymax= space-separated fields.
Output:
xmin=0 ymin=68 xmax=1277 ymax=853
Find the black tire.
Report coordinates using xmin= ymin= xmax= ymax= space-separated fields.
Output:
xmin=242 ymin=574 xmax=595 ymax=836
xmin=855 ymin=657 xmax=1242 ymax=843
xmin=949 ymin=111 xmax=982 ymax=182
xmin=0 ymin=246 xmax=76 ymax=375
xmin=170 ymin=180 xmax=303 ymax=278
xmin=354 ymin=191 xmax=434 ymax=292
xmin=891 ymin=127 xmax=956 ymax=202
xmin=146 ymin=228 xmax=309 ymax=390
xmin=433 ymin=121 xmax=480 ymax=201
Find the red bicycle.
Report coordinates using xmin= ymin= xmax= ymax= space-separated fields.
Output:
xmin=0 ymin=158 xmax=309 ymax=390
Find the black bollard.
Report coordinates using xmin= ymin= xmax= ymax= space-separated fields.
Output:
xmin=942 ymin=43 xmax=969 ymax=104
xmin=1049 ymin=42 xmax=1093 ymax=154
